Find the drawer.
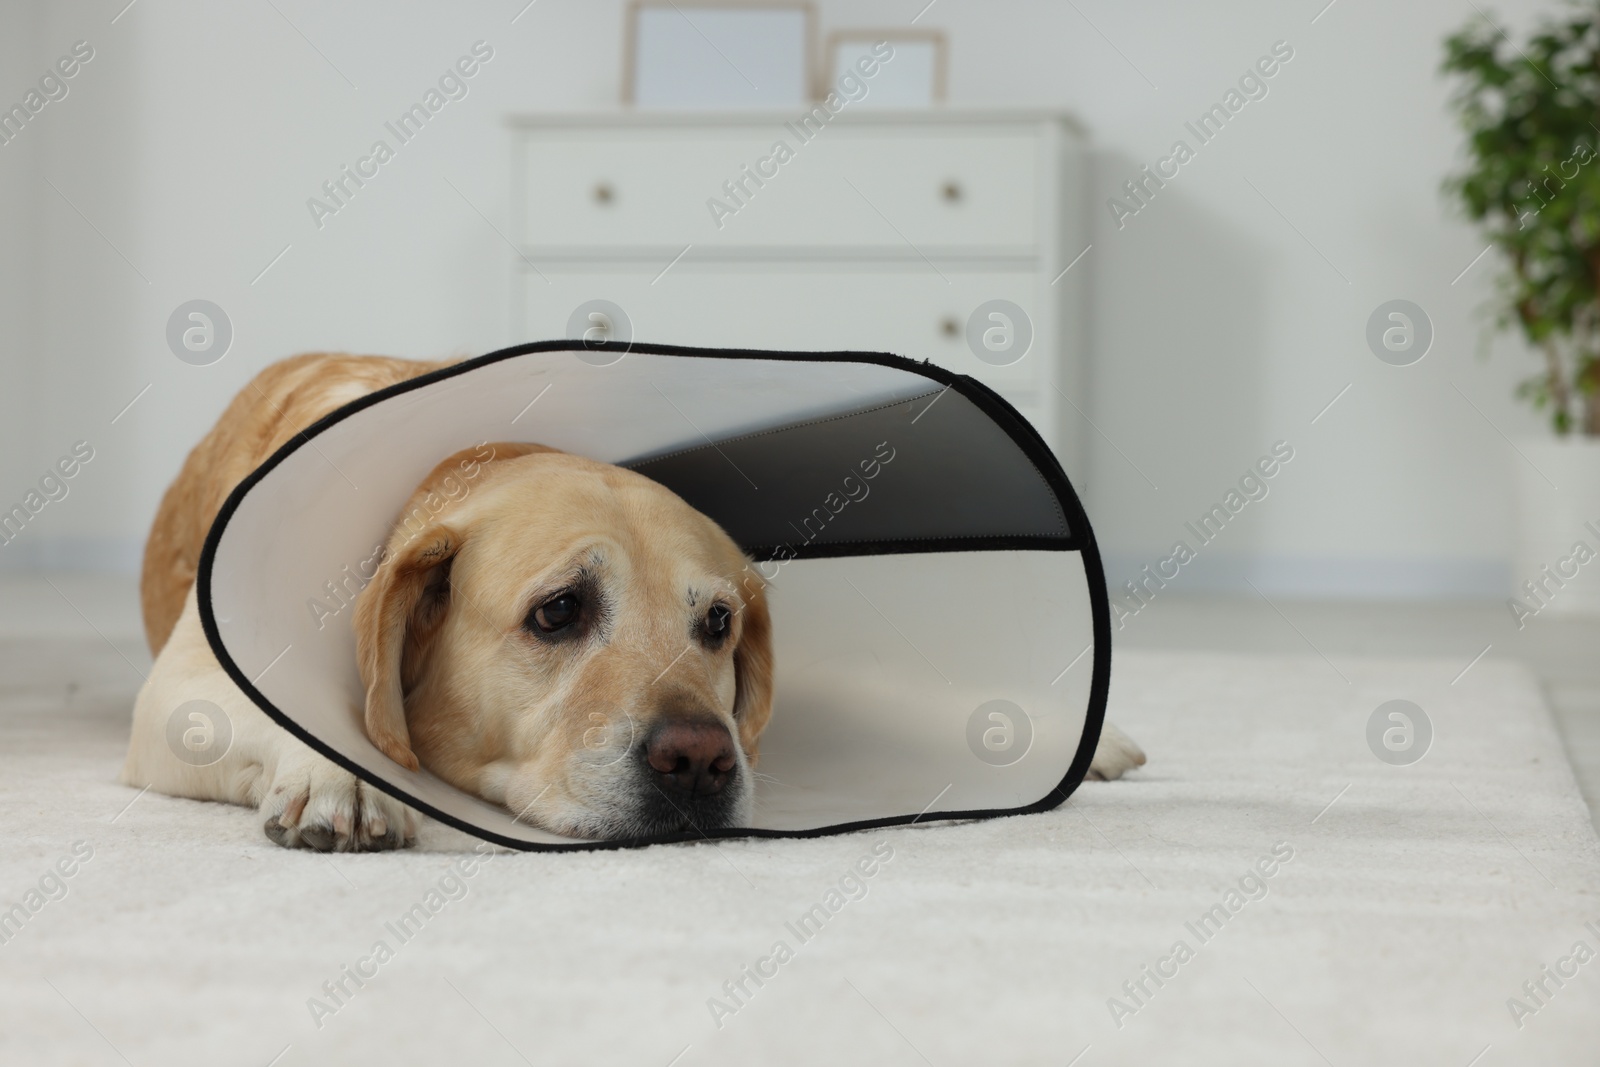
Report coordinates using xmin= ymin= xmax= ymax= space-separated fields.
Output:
xmin=518 ymin=269 xmax=1053 ymax=398
xmin=518 ymin=126 xmax=1040 ymax=252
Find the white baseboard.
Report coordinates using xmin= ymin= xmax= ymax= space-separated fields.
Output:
xmin=0 ymin=536 xmax=143 ymax=575
xmin=1100 ymin=551 xmax=1509 ymax=601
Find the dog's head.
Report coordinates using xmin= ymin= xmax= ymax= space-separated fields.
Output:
xmin=353 ymin=443 xmax=774 ymax=839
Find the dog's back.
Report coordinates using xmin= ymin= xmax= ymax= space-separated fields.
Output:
xmin=139 ymin=353 xmax=449 ymax=655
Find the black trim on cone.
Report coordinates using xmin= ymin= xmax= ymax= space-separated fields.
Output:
xmin=195 ymin=340 xmax=1113 ymax=852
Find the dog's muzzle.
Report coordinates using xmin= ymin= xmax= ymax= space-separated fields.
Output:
xmin=634 ymin=717 xmax=744 ymax=834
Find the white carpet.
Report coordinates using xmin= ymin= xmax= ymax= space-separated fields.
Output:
xmin=3 ymin=640 xmax=1599 ymax=1066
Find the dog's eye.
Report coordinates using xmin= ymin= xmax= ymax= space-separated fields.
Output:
xmin=531 ymin=593 xmax=580 ymax=633
xmin=703 ymin=604 xmax=731 ymax=643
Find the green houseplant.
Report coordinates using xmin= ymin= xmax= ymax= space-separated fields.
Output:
xmin=1442 ymin=2 xmax=1600 ymax=436
xmin=1444 ymin=3 xmax=1600 ymax=619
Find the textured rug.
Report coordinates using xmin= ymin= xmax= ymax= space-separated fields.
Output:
xmin=2 ymin=640 xmax=1598 ymax=1066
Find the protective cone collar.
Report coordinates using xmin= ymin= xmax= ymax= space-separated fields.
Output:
xmin=198 ymin=341 xmax=1112 ymax=851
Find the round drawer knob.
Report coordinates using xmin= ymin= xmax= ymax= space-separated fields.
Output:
xmin=593 ymin=182 xmax=615 ymax=204
xmin=939 ymin=317 xmax=960 ymax=337
xmin=941 ymin=181 xmax=962 ymax=203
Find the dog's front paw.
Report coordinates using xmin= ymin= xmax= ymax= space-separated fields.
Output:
xmin=1087 ymin=722 xmax=1146 ymax=781
xmin=259 ymin=750 xmax=415 ymax=852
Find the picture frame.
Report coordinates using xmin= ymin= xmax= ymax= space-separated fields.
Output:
xmin=824 ymin=28 xmax=947 ymax=107
xmin=624 ymin=1 xmax=817 ymax=108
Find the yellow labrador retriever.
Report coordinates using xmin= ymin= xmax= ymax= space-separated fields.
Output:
xmin=121 ymin=353 xmax=1143 ymax=851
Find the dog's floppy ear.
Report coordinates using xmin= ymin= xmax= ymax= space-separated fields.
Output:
xmin=732 ymin=576 xmax=775 ymax=762
xmin=350 ymin=440 xmax=548 ymax=769
xmin=353 ymin=526 xmax=461 ymax=772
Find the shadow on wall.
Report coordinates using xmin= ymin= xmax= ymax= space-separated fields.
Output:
xmin=1085 ymin=149 xmax=1278 ymax=613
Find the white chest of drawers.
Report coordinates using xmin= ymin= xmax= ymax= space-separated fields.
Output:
xmin=508 ymin=109 xmax=1088 ymax=477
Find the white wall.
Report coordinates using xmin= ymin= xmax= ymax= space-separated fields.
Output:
xmin=0 ymin=1 xmax=44 ymax=566
xmin=0 ymin=0 xmax=1552 ymax=599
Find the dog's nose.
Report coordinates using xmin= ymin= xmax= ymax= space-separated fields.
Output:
xmin=645 ymin=720 xmax=737 ymax=798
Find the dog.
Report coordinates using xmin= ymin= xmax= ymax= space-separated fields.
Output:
xmin=121 ymin=353 xmax=1145 ymax=851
